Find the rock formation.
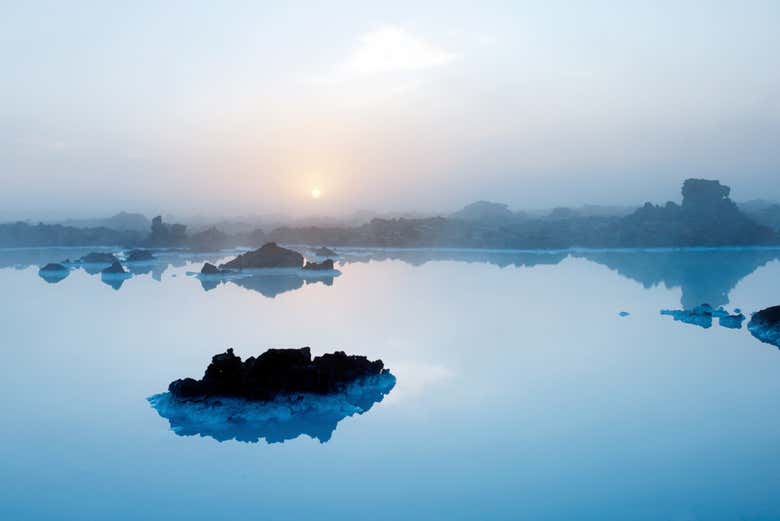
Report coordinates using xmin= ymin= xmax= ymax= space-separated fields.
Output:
xmin=168 ymin=347 xmax=387 ymax=401
xmin=302 ymin=259 xmax=335 ymax=271
xmin=200 ymin=262 xmax=228 ymax=275
xmin=40 ymin=262 xmax=67 ymax=272
xmin=220 ymin=243 xmax=304 ymax=270
xmin=748 ymin=306 xmax=780 ymax=347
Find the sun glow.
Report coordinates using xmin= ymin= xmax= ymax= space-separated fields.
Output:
xmin=311 ymin=188 xmax=322 ymax=199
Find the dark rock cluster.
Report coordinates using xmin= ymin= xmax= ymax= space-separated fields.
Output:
xmin=661 ymin=303 xmax=744 ymax=329
xmin=220 ymin=243 xmax=304 ymax=270
xmin=748 ymin=306 xmax=780 ymax=347
xmin=200 ymin=262 xmax=232 ymax=275
xmin=303 ymin=259 xmax=335 ymax=271
xmin=169 ymin=347 xmax=387 ymax=400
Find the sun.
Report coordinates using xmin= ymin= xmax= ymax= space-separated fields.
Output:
xmin=311 ymin=188 xmax=322 ymax=199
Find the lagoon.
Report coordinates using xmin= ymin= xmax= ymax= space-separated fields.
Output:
xmin=2 ymin=247 xmax=780 ymax=520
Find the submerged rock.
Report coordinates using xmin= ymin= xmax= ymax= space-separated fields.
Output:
xmin=81 ymin=252 xmax=119 ymax=264
xmin=719 ymin=313 xmax=745 ymax=329
xmin=662 ymin=303 xmax=746 ymax=330
xmin=220 ymin=243 xmax=304 ymax=270
xmin=302 ymin=259 xmax=335 ymax=271
xmin=314 ymin=246 xmax=337 ymax=257
xmin=125 ymin=249 xmax=155 ymax=262
xmin=149 ymin=372 xmax=395 ymax=444
xmin=660 ymin=304 xmax=717 ymax=328
xmin=102 ymin=261 xmax=128 ymax=274
xmin=748 ymin=306 xmax=780 ymax=347
xmin=168 ymin=347 xmax=388 ymax=401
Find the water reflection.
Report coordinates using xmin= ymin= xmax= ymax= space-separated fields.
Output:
xmin=228 ymin=274 xmax=334 ymax=297
xmin=148 ymin=373 xmax=395 ymax=444
xmin=38 ymin=270 xmax=70 ymax=284
xmin=338 ymin=247 xmax=780 ymax=309
xmin=339 ymin=248 xmax=568 ymax=268
xmin=7 ymin=247 xmax=780 ymax=308
xmin=576 ymin=249 xmax=780 ymax=309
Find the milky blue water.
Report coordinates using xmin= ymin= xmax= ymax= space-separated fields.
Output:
xmin=2 ymin=247 xmax=780 ymax=520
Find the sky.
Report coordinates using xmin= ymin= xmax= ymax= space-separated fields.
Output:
xmin=1 ymin=1 xmax=779 ymax=220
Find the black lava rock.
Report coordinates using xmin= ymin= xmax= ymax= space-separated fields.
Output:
xmin=168 ymin=347 xmax=387 ymax=400
xmin=220 ymin=243 xmax=303 ymax=270
xmin=302 ymin=259 xmax=334 ymax=271
xmin=748 ymin=305 xmax=780 ymax=347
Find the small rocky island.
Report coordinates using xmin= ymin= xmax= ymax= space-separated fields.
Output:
xmin=220 ymin=243 xmax=303 ymax=270
xmin=169 ymin=347 xmax=388 ymax=400
xmin=748 ymin=306 xmax=780 ymax=347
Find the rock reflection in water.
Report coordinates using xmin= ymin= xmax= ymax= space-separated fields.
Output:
xmin=148 ymin=373 xmax=395 ymax=444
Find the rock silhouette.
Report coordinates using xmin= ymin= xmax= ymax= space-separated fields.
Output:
xmin=149 ymin=371 xmax=395 ymax=444
xmin=220 ymin=243 xmax=304 ymax=270
xmin=303 ymin=259 xmax=335 ymax=271
xmin=748 ymin=306 xmax=780 ymax=347
xmin=168 ymin=347 xmax=387 ymax=401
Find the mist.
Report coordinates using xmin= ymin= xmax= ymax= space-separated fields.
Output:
xmin=2 ymin=1 xmax=779 ymax=221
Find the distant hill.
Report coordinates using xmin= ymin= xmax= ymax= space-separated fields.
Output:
xmin=451 ymin=201 xmax=524 ymax=223
xmin=58 ymin=212 xmax=150 ymax=232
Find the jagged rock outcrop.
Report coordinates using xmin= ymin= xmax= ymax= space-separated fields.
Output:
xmin=748 ymin=306 xmax=780 ymax=347
xmin=169 ymin=347 xmax=387 ymax=401
xmin=302 ymin=259 xmax=335 ymax=271
xmin=220 ymin=243 xmax=303 ymax=270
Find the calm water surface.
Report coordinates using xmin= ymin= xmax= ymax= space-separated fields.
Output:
xmin=2 ymin=247 xmax=780 ymax=520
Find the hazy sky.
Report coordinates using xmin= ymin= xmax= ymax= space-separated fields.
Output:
xmin=1 ymin=1 xmax=779 ymax=220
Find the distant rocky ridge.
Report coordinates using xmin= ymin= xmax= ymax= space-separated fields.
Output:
xmin=2 ymin=179 xmax=778 ymax=249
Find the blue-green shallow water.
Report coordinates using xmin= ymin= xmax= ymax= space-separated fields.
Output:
xmin=2 ymin=247 xmax=780 ymax=520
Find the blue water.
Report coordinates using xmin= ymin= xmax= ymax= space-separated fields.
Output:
xmin=2 ymin=247 xmax=780 ymax=520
